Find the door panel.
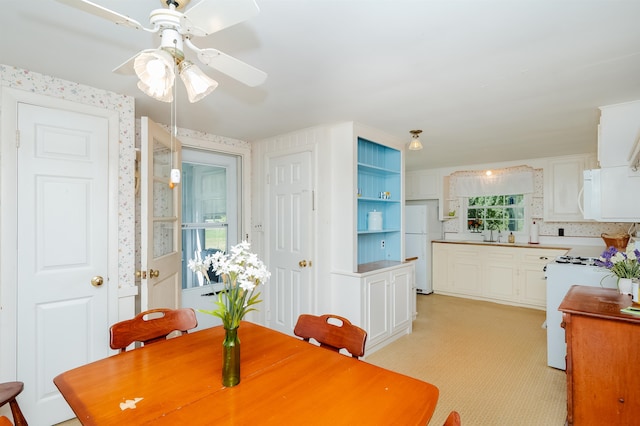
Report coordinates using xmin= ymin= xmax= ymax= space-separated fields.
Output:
xmin=268 ymin=151 xmax=312 ymax=335
xmin=141 ymin=117 xmax=182 ymax=310
xmin=16 ymin=103 xmax=110 ymax=424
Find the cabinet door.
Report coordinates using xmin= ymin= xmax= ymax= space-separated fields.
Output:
xmin=543 ymin=155 xmax=593 ymax=222
xmin=449 ymin=246 xmax=482 ymax=296
xmin=598 ymin=101 xmax=640 ymax=167
xmin=390 ymin=267 xmax=412 ymax=334
xmin=520 ymin=263 xmax=547 ymax=307
xmin=432 ymin=243 xmax=450 ymax=292
xmin=483 ymin=250 xmax=518 ymax=301
xmin=406 ymin=171 xmax=439 ymax=200
xmin=365 ymin=273 xmax=390 ymax=348
xmin=520 ymin=249 xmax=565 ymax=308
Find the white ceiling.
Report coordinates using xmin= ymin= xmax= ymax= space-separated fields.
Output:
xmin=3 ymin=0 xmax=640 ymax=170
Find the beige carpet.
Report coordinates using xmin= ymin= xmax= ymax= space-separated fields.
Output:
xmin=366 ymin=293 xmax=567 ymax=425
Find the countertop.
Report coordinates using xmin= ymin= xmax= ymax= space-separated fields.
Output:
xmin=432 ymin=240 xmax=608 ymax=258
xmin=432 ymin=239 xmax=572 ymax=251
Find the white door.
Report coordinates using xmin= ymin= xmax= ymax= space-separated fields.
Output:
xmin=140 ymin=117 xmax=182 ymax=311
xmin=16 ymin=103 xmax=111 ymax=425
xmin=180 ymin=149 xmax=240 ymax=330
xmin=268 ymin=151 xmax=313 ymax=335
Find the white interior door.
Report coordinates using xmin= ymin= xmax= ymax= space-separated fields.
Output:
xmin=15 ymin=103 xmax=112 ymax=425
xmin=141 ymin=117 xmax=182 ymax=311
xmin=268 ymin=151 xmax=313 ymax=335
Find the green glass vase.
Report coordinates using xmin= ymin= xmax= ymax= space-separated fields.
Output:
xmin=222 ymin=326 xmax=240 ymax=387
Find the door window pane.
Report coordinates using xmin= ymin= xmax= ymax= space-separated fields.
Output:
xmin=181 ymin=149 xmax=239 ymax=289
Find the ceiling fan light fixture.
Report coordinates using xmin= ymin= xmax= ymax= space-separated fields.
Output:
xmin=134 ymin=49 xmax=176 ymax=102
xmin=408 ymin=129 xmax=424 ymax=151
xmin=179 ymin=60 xmax=218 ymax=103
xmin=136 ymin=80 xmax=173 ymax=102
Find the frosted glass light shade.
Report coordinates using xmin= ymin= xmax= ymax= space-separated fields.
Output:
xmin=408 ymin=138 xmax=423 ymax=150
xmin=134 ymin=50 xmax=175 ymax=102
xmin=179 ymin=61 xmax=218 ymax=103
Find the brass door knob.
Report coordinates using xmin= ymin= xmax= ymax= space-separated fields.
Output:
xmin=149 ymin=269 xmax=160 ymax=278
xmin=91 ymin=276 xmax=104 ymax=287
xmin=299 ymin=260 xmax=307 ymax=268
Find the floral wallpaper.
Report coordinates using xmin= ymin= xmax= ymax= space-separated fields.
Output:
xmin=1 ymin=64 xmax=136 ymax=288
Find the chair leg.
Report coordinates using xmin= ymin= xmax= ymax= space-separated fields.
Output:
xmin=9 ymin=399 xmax=27 ymax=426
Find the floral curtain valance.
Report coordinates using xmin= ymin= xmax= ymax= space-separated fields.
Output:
xmin=452 ymin=169 xmax=534 ymax=197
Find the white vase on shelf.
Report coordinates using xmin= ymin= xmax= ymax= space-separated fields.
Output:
xmin=618 ymin=278 xmax=633 ymax=295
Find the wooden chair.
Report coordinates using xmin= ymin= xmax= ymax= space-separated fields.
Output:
xmin=443 ymin=411 xmax=461 ymax=426
xmin=293 ymin=314 xmax=367 ymax=358
xmin=0 ymin=382 xmax=27 ymax=426
xmin=110 ymin=308 xmax=198 ymax=353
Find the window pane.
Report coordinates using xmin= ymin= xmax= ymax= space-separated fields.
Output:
xmin=182 ymin=161 xmax=229 ymax=289
xmin=466 ymin=194 xmax=525 ymax=233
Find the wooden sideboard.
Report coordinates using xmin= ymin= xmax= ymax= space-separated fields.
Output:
xmin=559 ymin=285 xmax=640 ymax=425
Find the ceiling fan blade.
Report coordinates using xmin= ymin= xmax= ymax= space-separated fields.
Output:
xmin=197 ymin=48 xmax=267 ymax=87
xmin=180 ymin=0 xmax=259 ymax=37
xmin=56 ymin=0 xmax=145 ymax=30
xmin=112 ymin=50 xmax=154 ymax=75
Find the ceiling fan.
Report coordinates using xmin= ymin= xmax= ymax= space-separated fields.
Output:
xmin=56 ymin=0 xmax=267 ymax=102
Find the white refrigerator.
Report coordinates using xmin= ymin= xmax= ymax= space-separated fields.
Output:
xmin=405 ymin=200 xmax=442 ymax=294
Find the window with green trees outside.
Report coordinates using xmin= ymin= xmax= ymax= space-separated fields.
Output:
xmin=467 ymin=195 xmax=525 ymax=233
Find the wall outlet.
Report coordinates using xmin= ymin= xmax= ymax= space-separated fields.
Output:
xmin=380 ymin=240 xmax=385 ymax=249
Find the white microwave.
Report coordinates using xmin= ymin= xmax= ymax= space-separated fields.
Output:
xmin=583 ymin=167 xmax=640 ymax=222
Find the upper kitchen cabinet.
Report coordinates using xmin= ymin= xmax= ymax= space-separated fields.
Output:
xmin=543 ymin=154 xmax=596 ymax=222
xmin=405 ymin=170 xmax=440 ymax=200
xmin=329 ymin=122 xmax=405 ymax=273
xmin=598 ymin=100 xmax=640 ymax=168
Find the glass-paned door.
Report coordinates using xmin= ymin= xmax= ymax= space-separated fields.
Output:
xmin=181 ymin=149 xmax=240 ymax=290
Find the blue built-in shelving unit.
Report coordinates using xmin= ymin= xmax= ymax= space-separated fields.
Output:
xmin=357 ymin=137 xmax=401 ymax=267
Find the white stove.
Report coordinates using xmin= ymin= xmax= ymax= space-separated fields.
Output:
xmin=553 ymin=255 xmax=597 ymax=266
xmin=545 ymin=256 xmax=618 ymax=370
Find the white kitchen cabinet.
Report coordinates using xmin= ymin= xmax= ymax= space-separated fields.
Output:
xmin=482 ymin=248 xmax=518 ymax=302
xmin=447 ymin=245 xmax=482 ymax=296
xmin=543 ymin=154 xmax=596 ymax=222
xmin=405 ymin=170 xmax=440 ymax=200
xmin=432 ymin=242 xmax=567 ymax=309
xmin=331 ymin=263 xmax=414 ymax=355
xmin=440 ymin=174 xmax=458 ymax=220
xmin=432 ymin=241 xmax=450 ymax=292
xmin=520 ymin=249 xmax=562 ymax=307
xmin=598 ymin=100 xmax=640 ymax=168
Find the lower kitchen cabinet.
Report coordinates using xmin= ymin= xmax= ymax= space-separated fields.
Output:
xmin=560 ymin=286 xmax=640 ymax=425
xmin=520 ymin=249 xmax=559 ymax=306
xmin=433 ymin=242 xmax=567 ymax=309
xmin=483 ymin=248 xmax=518 ymax=302
xmin=331 ymin=263 xmax=414 ymax=355
xmin=447 ymin=245 xmax=482 ymax=296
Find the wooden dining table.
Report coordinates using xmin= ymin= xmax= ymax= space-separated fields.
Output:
xmin=54 ymin=321 xmax=439 ymax=425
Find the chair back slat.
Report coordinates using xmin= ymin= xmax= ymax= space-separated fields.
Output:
xmin=443 ymin=411 xmax=461 ymax=426
xmin=294 ymin=314 xmax=367 ymax=358
xmin=110 ymin=308 xmax=198 ymax=352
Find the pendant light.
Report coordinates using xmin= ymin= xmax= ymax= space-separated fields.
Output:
xmin=408 ymin=130 xmax=423 ymax=151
